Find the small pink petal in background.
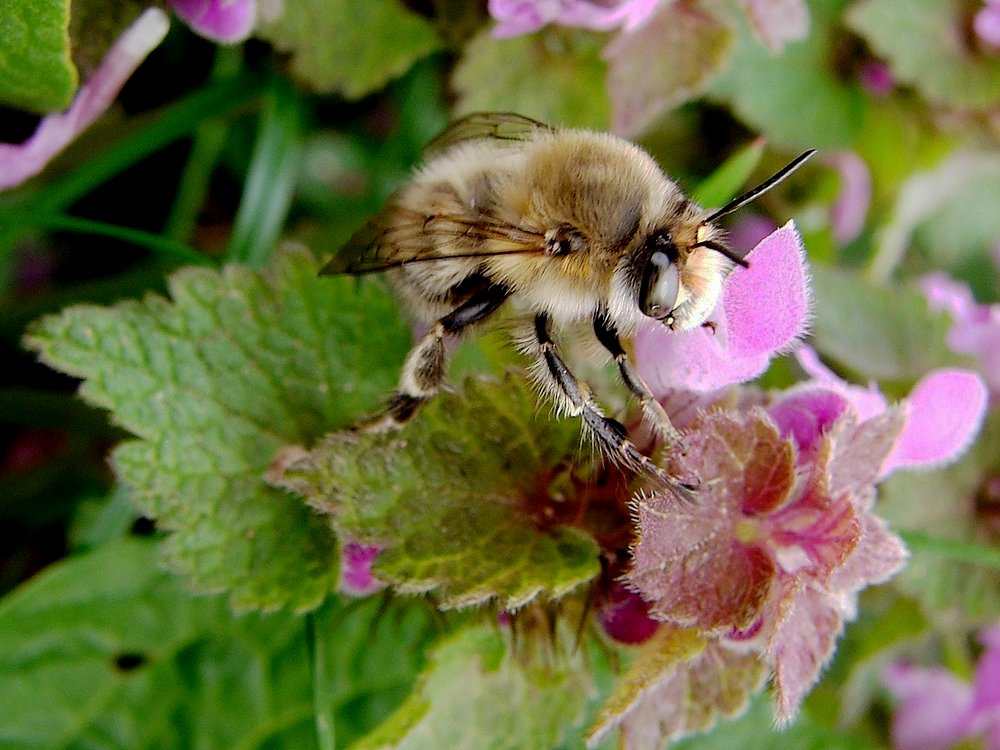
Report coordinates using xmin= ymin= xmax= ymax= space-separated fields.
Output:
xmin=0 ymin=9 xmax=169 ymax=191
xmin=794 ymin=346 xmax=887 ymax=421
xmin=859 ymin=59 xmax=895 ymax=97
xmin=827 ymin=151 xmax=872 ymax=245
xmin=883 ymin=369 xmax=988 ymax=474
xmin=488 ymin=0 xmax=661 ymax=37
xmin=339 ymin=542 xmax=386 ymax=597
xmin=975 ymin=1 xmax=1000 ymax=49
xmin=883 ymin=663 xmax=975 ymax=750
xmin=171 ymin=0 xmax=257 ymax=43
xmin=741 ymin=0 xmax=810 ymax=52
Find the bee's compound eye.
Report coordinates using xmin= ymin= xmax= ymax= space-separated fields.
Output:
xmin=640 ymin=250 xmax=679 ymax=320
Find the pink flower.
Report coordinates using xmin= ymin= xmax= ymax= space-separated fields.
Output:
xmin=635 ymin=222 xmax=810 ymax=393
xmin=339 ymin=542 xmax=386 ymax=597
xmin=171 ymin=0 xmax=257 ymax=43
xmin=975 ymin=0 xmax=1000 ymax=49
xmin=860 ymin=60 xmax=895 ymax=97
xmin=883 ymin=624 xmax=1000 ymax=750
xmin=0 ymin=9 xmax=169 ymax=191
xmin=597 ymin=582 xmax=660 ymax=644
xmin=921 ymin=272 xmax=1000 ymax=402
xmin=827 ymin=151 xmax=872 ymax=246
xmin=487 ymin=0 xmax=662 ymax=37
xmin=629 ymin=404 xmax=909 ymax=722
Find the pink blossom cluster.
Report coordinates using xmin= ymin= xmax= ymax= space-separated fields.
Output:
xmin=487 ymin=0 xmax=663 ymax=37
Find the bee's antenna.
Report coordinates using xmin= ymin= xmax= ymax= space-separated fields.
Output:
xmin=702 ymin=149 xmax=816 ymax=225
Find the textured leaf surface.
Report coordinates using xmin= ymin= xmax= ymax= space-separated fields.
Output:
xmin=452 ymin=29 xmax=610 ymax=129
xmin=352 ymin=624 xmax=590 ymax=750
xmin=604 ymin=2 xmax=732 ymax=135
xmin=0 ymin=539 xmax=435 ymax=750
xmin=258 ymin=0 xmax=442 ymax=99
xmin=710 ymin=0 xmax=864 ymax=149
xmin=281 ymin=376 xmax=601 ymax=610
xmin=810 ymin=265 xmax=961 ymax=382
xmin=0 ymin=0 xmax=76 ymax=113
xmin=848 ymin=0 xmax=1000 ymax=110
xmin=25 ymin=248 xmax=412 ymax=611
xmin=588 ymin=629 xmax=765 ymax=749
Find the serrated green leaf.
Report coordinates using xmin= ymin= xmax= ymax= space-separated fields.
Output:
xmin=258 ymin=0 xmax=442 ymax=99
xmin=809 ymin=264 xmax=961 ymax=383
xmin=847 ymin=0 xmax=1000 ymax=110
xmin=452 ymin=29 xmax=610 ymax=130
xmin=0 ymin=539 xmax=436 ymax=750
xmin=588 ymin=629 xmax=765 ymax=750
xmin=25 ymin=248 xmax=412 ymax=611
xmin=351 ymin=624 xmax=590 ymax=750
xmin=281 ymin=376 xmax=602 ymax=610
xmin=0 ymin=0 xmax=76 ymax=113
xmin=604 ymin=3 xmax=732 ymax=136
xmin=709 ymin=0 xmax=864 ymax=150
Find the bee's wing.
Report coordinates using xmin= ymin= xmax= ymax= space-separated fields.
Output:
xmin=423 ymin=112 xmax=554 ymax=156
xmin=320 ymin=208 xmax=547 ymax=275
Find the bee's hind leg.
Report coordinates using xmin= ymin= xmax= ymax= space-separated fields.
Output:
xmin=532 ymin=313 xmax=693 ymax=500
xmin=358 ymin=282 xmax=511 ymax=433
xmin=592 ymin=312 xmax=683 ymax=447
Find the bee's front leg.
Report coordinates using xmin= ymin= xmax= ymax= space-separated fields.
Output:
xmin=359 ymin=283 xmax=510 ymax=432
xmin=532 ymin=313 xmax=693 ymax=499
xmin=592 ymin=312 xmax=683 ymax=447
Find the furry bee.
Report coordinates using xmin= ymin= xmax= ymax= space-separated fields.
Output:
xmin=322 ymin=112 xmax=813 ymax=492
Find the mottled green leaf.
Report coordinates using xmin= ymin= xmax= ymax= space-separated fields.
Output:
xmin=848 ymin=0 xmax=1000 ymax=110
xmin=258 ymin=0 xmax=442 ymax=99
xmin=0 ymin=0 xmax=76 ymax=113
xmin=352 ymin=624 xmax=590 ymax=750
xmin=710 ymin=0 xmax=865 ymax=150
xmin=604 ymin=2 xmax=732 ymax=136
xmin=280 ymin=376 xmax=601 ymax=610
xmin=810 ymin=264 xmax=961 ymax=382
xmin=452 ymin=28 xmax=610 ymax=129
xmin=25 ymin=248 xmax=412 ymax=611
xmin=0 ymin=539 xmax=436 ymax=750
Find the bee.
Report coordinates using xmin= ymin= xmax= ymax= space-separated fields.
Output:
xmin=322 ymin=112 xmax=813 ymax=493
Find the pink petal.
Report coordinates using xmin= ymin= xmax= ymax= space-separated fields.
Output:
xmin=920 ymin=272 xmax=980 ymax=323
xmin=768 ymin=387 xmax=851 ymax=454
xmin=828 ymin=151 xmax=872 ymax=245
xmin=976 ymin=3 xmax=1000 ymax=49
xmin=882 ymin=369 xmax=988 ymax=475
xmin=794 ymin=346 xmax=888 ymax=421
xmin=339 ymin=542 xmax=386 ymax=597
xmin=0 ymin=9 xmax=170 ymax=191
xmin=859 ymin=60 xmax=895 ymax=97
xmin=597 ymin=582 xmax=660 ymax=645
xmin=636 ymin=222 xmax=810 ymax=393
xmin=882 ymin=663 xmax=974 ymax=750
xmin=171 ymin=0 xmax=257 ymax=43
xmin=972 ymin=626 xmax=1000 ymax=718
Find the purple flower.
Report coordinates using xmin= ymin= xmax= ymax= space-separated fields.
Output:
xmin=883 ymin=624 xmax=1000 ymax=750
xmin=827 ymin=151 xmax=872 ymax=246
xmin=0 ymin=9 xmax=169 ymax=191
xmin=339 ymin=542 xmax=386 ymax=597
xmin=920 ymin=272 xmax=1000 ymax=402
xmin=860 ymin=60 xmax=895 ymax=97
xmin=487 ymin=0 xmax=662 ymax=38
xmin=975 ymin=0 xmax=1000 ymax=49
xmin=635 ymin=222 xmax=810 ymax=394
xmin=171 ymin=0 xmax=257 ymax=44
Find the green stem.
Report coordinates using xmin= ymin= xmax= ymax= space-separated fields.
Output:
xmin=900 ymin=530 xmax=1000 ymax=569
xmin=307 ymin=600 xmax=337 ymax=750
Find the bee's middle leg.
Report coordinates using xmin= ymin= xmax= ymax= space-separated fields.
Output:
xmin=360 ymin=282 xmax=510 ymax=432
xmin=532 ymin=313 xmax=692 ymax=498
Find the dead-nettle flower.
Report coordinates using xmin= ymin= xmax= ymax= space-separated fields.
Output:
xmin=487 ymin=0 xmax=663 ymax=37
xmin=827 ymin=151 xmax=872 ymax=246
xmin=0 ymin=9 xmax=169 ymax=192
xmin=339 ymin=541 xmax=386 ymax=597
xmin=975 ymin=0 xmax=1000 ymax=50
xmin=171 ymin=0 xmax=257 ymax=43
xmin=883 ymin=625 xmax=1000 ymax=750
xmin=921 ymin=271 xmax=1000 ymax=403
xmin=616 ymin=226 xmax=987 ymax=723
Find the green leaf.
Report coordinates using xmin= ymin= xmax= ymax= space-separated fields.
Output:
xmin=809 ymin=264 xmax=961 ymax=383
xmin=847 ymin=0 xmax=1000 ymax=110
xmin=452 ymin=29 xmax=611 ymax=130
xmin=24 ymin=248 xmax=412 ymax=611
xmin=604 ymin=3 xmax=732 ymax=136
xmin=588 ymin=629 xmax=765 ymax=749
xmin=692 ymin=138 xmax=767 ymax=210
xmin=257 ymin=0 xmax=442 ymax=99
xmin=0 ymin=0 xmax=76 ymax=113
xmin=280 ymin=376 xmax=602 ymax=610
xmin=351 ymin=624 xmax=590 ymax=750
xmin=709 ymin=0 xmax=865 ymax=150
xmin=0 ymin=539 xmax=436 ymax=750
